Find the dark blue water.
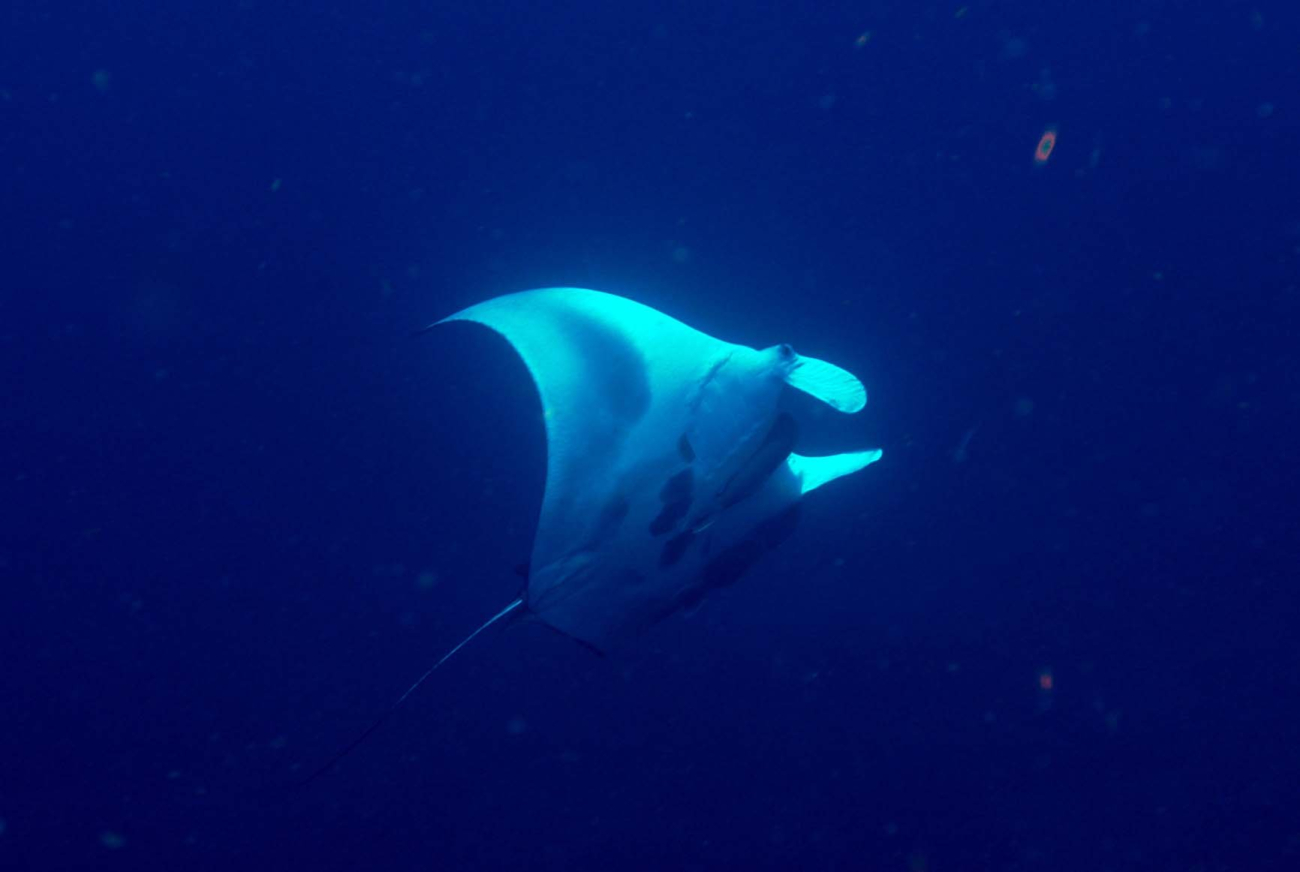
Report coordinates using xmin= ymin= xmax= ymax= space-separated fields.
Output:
xmin=4 ymin=2 xmax=1298 ymax=870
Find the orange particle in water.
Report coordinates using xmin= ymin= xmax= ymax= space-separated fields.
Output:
xmin=1038 ymin=671 xmax=1054 ymax=691
xmin=1034 ymin=128 xmax=1058 ymax=164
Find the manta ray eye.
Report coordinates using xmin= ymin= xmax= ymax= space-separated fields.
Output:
xmin=778 ymin=343 xmax=794 ymax=360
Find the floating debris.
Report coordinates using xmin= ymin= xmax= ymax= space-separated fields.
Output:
xmin=1033 ymin=127 xmax=1058 ymax=165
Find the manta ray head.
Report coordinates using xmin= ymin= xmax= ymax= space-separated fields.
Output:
xmin=719 ymin=343 xmax=802 ymax=406
xmin=763 ymin=342 xmax=800 ymax=375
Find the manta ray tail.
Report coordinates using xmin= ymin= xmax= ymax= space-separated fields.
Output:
xmin=297 ymin=597 xmax=525 ymax=786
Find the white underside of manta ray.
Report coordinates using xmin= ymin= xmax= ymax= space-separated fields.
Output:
xmin=440 ymin=287 xmax=882 ymax=651
xmin=302 ymin=287 xmax=882 ymax=780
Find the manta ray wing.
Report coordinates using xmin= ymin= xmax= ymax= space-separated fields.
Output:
xmin=440 ymin=289 xmax=731 ymax=581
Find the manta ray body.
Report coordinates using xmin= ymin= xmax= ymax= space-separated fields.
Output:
xmin=303 ymin=288 xmax=881 ymax=779
xmin=439 ymin=287 xmax=881 ymax=652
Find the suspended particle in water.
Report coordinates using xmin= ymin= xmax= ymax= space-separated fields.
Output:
xmin=1036 ymin=666 xmax=1054 ymax=712
xmin=951 ymin=423 xmax=980 ymax=464
xmin=1033 ymin=127 xmax=1058 ymax=165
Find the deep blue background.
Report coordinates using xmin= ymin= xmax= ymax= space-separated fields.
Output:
xmin=3 ymin=2 xmax=1298 ymax=870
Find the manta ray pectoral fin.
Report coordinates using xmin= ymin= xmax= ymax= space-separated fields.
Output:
xmin=431 ymin=288 xmax=734 ymax=581
xmin=785 ymin=355 xmax=867 ymax=413
xmin=787 ymin=449 xmax=883 ymax=496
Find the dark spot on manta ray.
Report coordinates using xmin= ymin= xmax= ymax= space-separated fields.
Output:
xmin=659 ymin=468 xmax=693 ymax=503
xmin=658 ymin=530 xmax=695 ymax=567
xmin=677 ymin=433 xmax=695 ymax=463
xmin=649 ymin=497 xmax=691 ymax=536
xmin=649 ymin=468 xmax=694 ymax=535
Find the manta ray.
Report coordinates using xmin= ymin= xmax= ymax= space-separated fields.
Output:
xmin=307 ymin=287 xmax=881 ymax=778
